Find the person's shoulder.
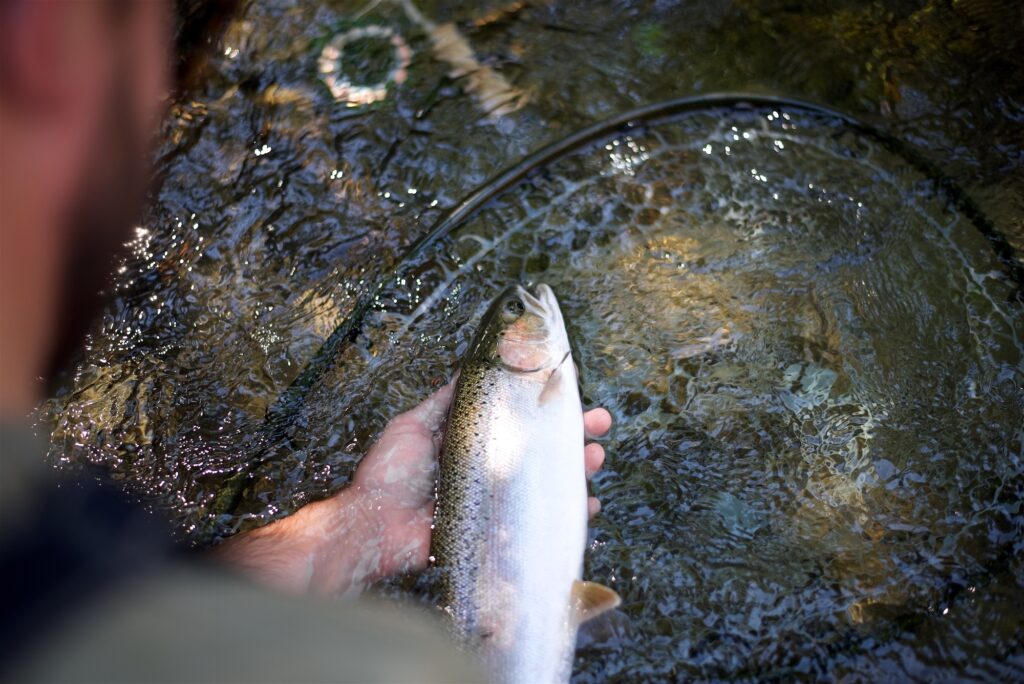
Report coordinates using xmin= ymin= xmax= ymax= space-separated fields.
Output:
xmin=12 ymin=563 xmax=482 ymax=683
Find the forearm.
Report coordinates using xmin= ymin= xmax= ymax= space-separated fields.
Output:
xmin=211 ymin=486 xmax=384 ymax=595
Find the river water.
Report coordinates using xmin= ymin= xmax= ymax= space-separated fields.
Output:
xmin=45 ymin=0 xmax=1023 ymax=680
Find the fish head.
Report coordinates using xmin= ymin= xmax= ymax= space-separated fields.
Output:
xmin=468 ymin=283 xmax=572 ymax=375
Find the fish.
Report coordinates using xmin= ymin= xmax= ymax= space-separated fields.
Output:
xmin=431 ymin=283 xmax=620 ymax=683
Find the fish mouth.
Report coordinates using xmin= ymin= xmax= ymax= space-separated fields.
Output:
xmin=513 ymin=283 xmax=561 ymax=324
xmin=534 ymin=283 xmax=559 ymax=314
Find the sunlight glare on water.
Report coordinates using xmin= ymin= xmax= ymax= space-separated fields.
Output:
xmin=297 ymin=108 xmax=1021 ymax=679
xmin=44 ymin=100 xmax=1023 ymax=680
xmin=41 ymin=0 xmax=1024 ymax=678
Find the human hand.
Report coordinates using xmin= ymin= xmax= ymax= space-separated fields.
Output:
xmin=353 ymin=379 xmax=613 ymax=581
xmin=214 ymin=378 xmax=612 ymax=595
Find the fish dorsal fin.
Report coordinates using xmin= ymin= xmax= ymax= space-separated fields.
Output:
xmin=571 ymin=580 xmax=621 ymax=624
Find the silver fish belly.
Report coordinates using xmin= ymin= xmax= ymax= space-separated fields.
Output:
xmin=431 ymin=284 xmax=618 ymax=684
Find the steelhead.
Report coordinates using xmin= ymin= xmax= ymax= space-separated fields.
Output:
xmin=431 ymin=284 xmax=620 ymax=683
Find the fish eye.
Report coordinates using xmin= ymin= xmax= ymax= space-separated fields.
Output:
xmin=502 ymin=298 xmax=525 ymax=322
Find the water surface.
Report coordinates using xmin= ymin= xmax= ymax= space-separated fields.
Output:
xmin=45 ymin=0 xmax=1023 ymax=680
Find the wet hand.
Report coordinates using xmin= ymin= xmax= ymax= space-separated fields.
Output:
xmin=214 ymin=378 xmax=611 ymax=595
xmin=354 ymin=380 xmax=612 ymax=582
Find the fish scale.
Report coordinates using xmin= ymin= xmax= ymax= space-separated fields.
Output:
xmin=431 ymin=284 xmax=619 ymax=684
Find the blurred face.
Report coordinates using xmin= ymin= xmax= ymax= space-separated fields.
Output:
xmin=47 ymin=1 xmax=173 ymax=377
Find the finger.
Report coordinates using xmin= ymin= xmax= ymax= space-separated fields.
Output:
xmin=588 ymin=497 xmax=601 ymax=519
xmin=584 ymin=442 xmax=605 ymax=477
xmin=583 ymin=407 xmax=612 ymax=439
xmin=398 ymin=373 xmax=459 ymax=432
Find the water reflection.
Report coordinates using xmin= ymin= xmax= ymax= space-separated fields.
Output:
xmin=44 ymin=0 xmax=1024 ymax=677
xmin=328 ymin=108 xmax=1020 ymax=678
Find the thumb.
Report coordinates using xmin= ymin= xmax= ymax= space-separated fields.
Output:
xmin=401 ymin=373 xmax=459 ymax=432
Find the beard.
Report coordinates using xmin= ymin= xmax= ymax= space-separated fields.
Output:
xmin=43 ymin=77 xmax=154 ymax=386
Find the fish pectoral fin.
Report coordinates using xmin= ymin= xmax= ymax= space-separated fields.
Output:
xmin=571 ymin=580 xmax=622 ymax=624
xmin=537 ymin=364 xmax=563 ymax=406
